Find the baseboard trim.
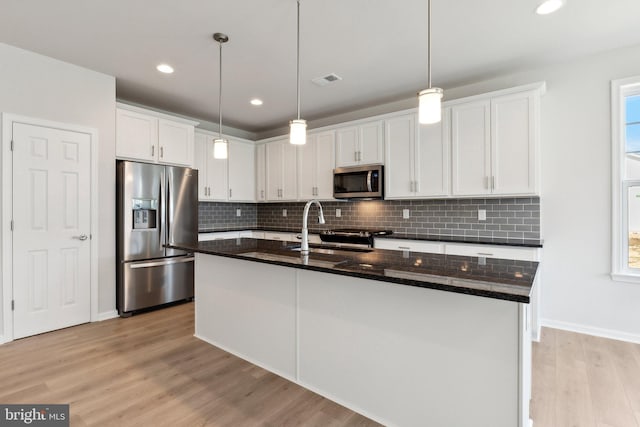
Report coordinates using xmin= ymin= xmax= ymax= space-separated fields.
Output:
xmin=97 ymin=310 xmax=119 ymax=321
xmin=0 ymin=335 xmax=5 ymax=346
xmin=541 ymin=319 xmax=640 ymax=344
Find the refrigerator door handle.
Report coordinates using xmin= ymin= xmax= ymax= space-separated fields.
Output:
xmin=158 ymin=179 xmax=163 ymax=248
xmin=129 ymin=256 xmax=195 ymax=269
xmin=166 ymin=168 xmax=173 ymax=246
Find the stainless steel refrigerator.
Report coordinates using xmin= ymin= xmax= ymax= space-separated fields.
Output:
xmin=116 ymin=160 xmax=198 ymax=316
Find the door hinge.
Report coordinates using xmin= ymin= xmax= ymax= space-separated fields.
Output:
xmin=10 ymin=220 xmax=13 ymax=231
xmin=11 ymin=300 xmax=14 ymax=311
xmin=10 ymin=140 xmax=14 ymax=151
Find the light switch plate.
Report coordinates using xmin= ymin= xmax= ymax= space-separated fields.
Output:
xmin=403 ymin=209 xmax=410 ymax=219
xmin=478 ymin=209 xmax=486 ymax=221
xmin=336 ymin=208 xmax=341 ymax=218
xmin=282 ymin=209 xmax=287 ymax=217
xmin=236 ymin=209 xmax=242 ymax=217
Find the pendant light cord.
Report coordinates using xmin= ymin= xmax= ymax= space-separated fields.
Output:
xmin=296 ymin=0 xmax=301 ymax=120
xmin=218 ymin=40 xmax=223 ymax=139
xmin=427 ymin=0 xmax=432 ymax=89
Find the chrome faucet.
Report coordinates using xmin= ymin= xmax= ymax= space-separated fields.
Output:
xmin=301 ymin=200 xmax=325 ymax=255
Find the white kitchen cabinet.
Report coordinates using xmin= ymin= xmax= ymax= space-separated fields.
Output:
xmin=194 ymin=130 xmax=255 ymax=202
xmin=444 ymin=243 xmax=538 ymax=261
xmin=228 ymin=141 xmax=255 ymax=202
xmin=298 ymin=131 xmax=336 ymax=200
xmin=451 ymin=89 xmax=539 ymax=196
xmin=385 ymin=110 xmax=450 ymax=199
xmin=199 ymin=231 xmax=240 ymax=241
xmin=374 ymin=238 xmax=444 ymax=254
xmin=266 ymin=139 xmax=297 ymax=201
xmin=116 ymin=104 xmax=197 ymax=166
xmin=335 ymin=120 xmax=384 ymax=167
xmin=255 ymin=144 xmax=267 ymax=202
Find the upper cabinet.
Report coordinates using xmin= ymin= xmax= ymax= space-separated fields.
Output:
xmin=335 ymin=120 xmax=384 ymax=167
xmin=451 ymin=87 xmax=540 ymax=197
xmin=298 ymin=131 xmax=336 ymax=200
xmin=116 ymin=104 xmax=198 ymax=167
xmin=385 ymin=110 xmax=450 ymax=199
xmin=255 ymin=144 xmax=267 ymax=202
xmin=194 ymin=130 xmax=255 ymax=202
xmin=266 ymin=138 xmax=297 ymax=201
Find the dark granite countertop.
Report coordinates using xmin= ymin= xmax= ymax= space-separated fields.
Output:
xmin=171 ymin=238 xmax=538 ymax=303
xmin=198 ymin=228 xmax=543 ymax=248
xmin=375 ymin=233 xmax=543 ymax=248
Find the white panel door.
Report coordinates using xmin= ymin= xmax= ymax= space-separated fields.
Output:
xmin=12 ymin=123 xmax=91 ymax=339
xmin=255 ymin=144 xmax=267 ymax=201
xmin=335 ymin=126 xmax=359 ymax=167
xmin=193 ymin=132 xmax=209 ymax=200
xmin=314 ymin=132 xmax=336 ymax=199
xmin=359 ymin=121 xmax=384 ymax=165
xmin=282 ymin=142 xmax=298 ymax=200
xmin=385 ymin=114 xmax=415 ymax=198
xmin=417 ymin=107 xmax=450 ymax=197
xmin=266 ymin=140 xmax=284 ymax=200
xmin=297 ymin=136 xmax=317 ymax=200
xmin=451 ymin=100 xmax=491 ymax=196
xmin=491 ymin=92 xmax=536 ymax=195
xmin=206 ymin=140 xmax=228 ymax=201
xmin=228 ymin=140 xmax=255 ymax=201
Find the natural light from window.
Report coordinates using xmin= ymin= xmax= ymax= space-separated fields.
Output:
xmin=625 ymin=95 xmax=640 ymax=268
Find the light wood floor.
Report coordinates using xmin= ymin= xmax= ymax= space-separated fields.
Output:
xmin=0 ymin=302 xmax=380 ymax=427
xmin=531 ymin=327 xmax=640 ymax=427
xmin=4 ymin=304 xmax=640 ymax=427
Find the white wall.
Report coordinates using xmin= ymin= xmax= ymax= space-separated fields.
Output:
xmin=0 ymin=43 xmax=117 ymax=331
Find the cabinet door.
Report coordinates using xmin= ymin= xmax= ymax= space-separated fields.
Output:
xmin=282 ymin=141 xmax=298 ymax=200
xmin=491 ymin=92 xmax=537 ymax=195
xmin=416 ymin=108 xmax=450 ymax=197
xmin=336 ymin=126 xmax=359 ymax=167
xmin=385 ymin=114 xmax=416 ymax=199
xmin=315 ymin=131 xmax=336 ymax=199
xmin=298 ymin=136 xmax=317 ymax=200
xmin=255 ymin=144 xmax=267 ymax=201
xmin=266 ymin=140 xmax=284 ymax=200
xmin=158 ymin=119 xmax=194 ymax=166
xmin=451 ymin=100 xmax=491 ymax=196
xmin=359 ymin=121 xmax=384 ymax=165
xmin=229 ymin=141 xmax=255 ymax=201
xmin=116 ymin=108 xmax=157 ymax=162
xmin=206 ymin=140 xmax=228 ymax=201
xmin=194 ymin=132 xmax=209 ymax=200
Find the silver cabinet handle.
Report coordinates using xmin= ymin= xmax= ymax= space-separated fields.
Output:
xmin=477 ymin=252 xmax=494 ymax=256
xmin=151 ymin=145 xmax=155 ymax=157
xmin=491 ymin=176 xmax=495 ymax=190
xmin=73 ymin=234 xmax=88 ymax=241
xmin=484 ymin=176 xmax=489 ymax=189
xmin=354 ymin=151 xmax=358 ymax=162
xmin=410 ymin=181 xmax=414 ymax=192
xmin=398 ymin=246 xmax=411 ymax=250
xmin=160 ymin=146 xmax=164 ymax=158
xmin=229 ymin=188 xmax=232 ymax=198
xmin=358 ymin=151 xmax=362 ymax=162
xmin=261 ymin=189 xmax=265 ymax=199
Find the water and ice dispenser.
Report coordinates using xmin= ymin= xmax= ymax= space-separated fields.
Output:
xmin=132 ymin=199 xmax=158 ymax=230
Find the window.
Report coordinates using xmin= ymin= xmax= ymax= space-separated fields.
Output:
xmin=612 ymin=77 xmax=640 ymax=281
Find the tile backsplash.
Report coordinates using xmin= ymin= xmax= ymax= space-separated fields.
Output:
xmin=201 ymin=197 xmax=540 ymax=239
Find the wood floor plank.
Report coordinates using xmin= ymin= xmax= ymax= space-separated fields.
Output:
xmin=531 ymin=327 xmax=557 ymax=427
xmin=0 ymin=302 xmax=379 ymax=426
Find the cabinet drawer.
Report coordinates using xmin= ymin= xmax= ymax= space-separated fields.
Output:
xmin=444 ymin=243 xmax=538 ymax=261
xmin=199 ymin=231 xmax=240 ymax=241
xmin=374 ymin=238 xmax=444 ymax=254
xmin=263 ymin=232 xmax=294 ymax=241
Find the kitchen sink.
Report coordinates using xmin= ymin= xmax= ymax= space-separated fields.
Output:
xmin=287 ymin=245 xmax=373 ymax=255
xmin=239 ymin=251 xmax=346 ymax=268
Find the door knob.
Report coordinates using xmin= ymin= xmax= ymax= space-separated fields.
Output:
xmin=73 ymin=234 xmax=88 ymax=241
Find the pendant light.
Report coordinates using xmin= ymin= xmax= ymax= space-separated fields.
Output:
xmin=289 ymin=0 xmax=307 ymax=145
xmin=213 ymin=32 xmax=229 ymax=159
xmin=418 ymin=0 xmax=443 ymax=124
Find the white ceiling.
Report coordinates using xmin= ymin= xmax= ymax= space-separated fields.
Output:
xmin=1 ymin=0 xmax=640 ymax=134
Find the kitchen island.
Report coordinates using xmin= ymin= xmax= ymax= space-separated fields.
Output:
xmin=171 ymin=238 xmax=538 ymax=427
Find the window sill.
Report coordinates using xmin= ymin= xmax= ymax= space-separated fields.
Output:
xmin=611 ymin=272 xmax=640 ymax=283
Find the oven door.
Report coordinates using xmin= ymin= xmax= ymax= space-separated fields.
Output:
xmin=333 ymin=165 xmax=383 ymax=199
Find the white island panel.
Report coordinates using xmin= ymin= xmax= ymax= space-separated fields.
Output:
xmin=297 ymin=269 xmax=521 ymax=427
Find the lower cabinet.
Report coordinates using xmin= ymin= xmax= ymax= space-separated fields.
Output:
xmin=374 ymin=238 xmax=444 ymax=254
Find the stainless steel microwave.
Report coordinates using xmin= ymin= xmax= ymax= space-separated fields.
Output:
xmin=333 ymin=165 xmax=383 ymax=199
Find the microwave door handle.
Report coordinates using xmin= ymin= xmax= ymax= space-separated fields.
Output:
xmin=366 ymin=170 xmax=373 ymax=192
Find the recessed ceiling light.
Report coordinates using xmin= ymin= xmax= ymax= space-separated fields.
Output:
xmin=156 ymin=64 xmax=174 ymax=74
xmin=535 ymin=0 xmax=565 ymax=15
xmin=250 ymin=99 xmax=263 ymax=106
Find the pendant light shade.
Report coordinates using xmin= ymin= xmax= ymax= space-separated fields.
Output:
xmin=418 ymin=0 xmax=443 ymax=125
xmin=289 ymin=0 xmax=306 ymax=145
xmin=418 ymin=87 xmax=443 ymax=124
xmin=213 ymin=32 xmax=229 ymax=159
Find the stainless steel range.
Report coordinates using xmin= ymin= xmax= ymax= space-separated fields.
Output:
xmin=319 ymin=229 xmax=393 ymax=248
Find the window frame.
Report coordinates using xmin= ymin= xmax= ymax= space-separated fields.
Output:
xmin=611 ymin=76 xmax=640 ymax=282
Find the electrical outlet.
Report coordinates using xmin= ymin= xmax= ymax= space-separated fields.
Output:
xmin=403 ymin=209 xmax=410 ymax=219
xmin=336 ymin=208 xmax=341 ymax=218
xmin=478 ymin=209 xmax=486 ymax=221
xmin=282 ymin=209 xmax=287 ymax=217
xmin=236 ymin=209 xmax=242 ymax=217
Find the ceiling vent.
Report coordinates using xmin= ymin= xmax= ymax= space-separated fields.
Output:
xmin=312 ymin=73 xmax=342 ymax=87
